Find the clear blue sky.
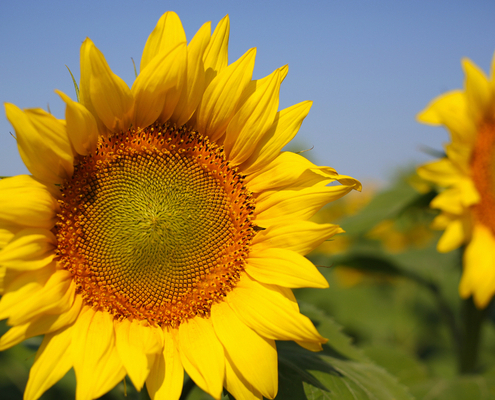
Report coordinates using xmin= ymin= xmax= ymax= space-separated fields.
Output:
xmin=1 ymin=0 xmax=495 ymax=186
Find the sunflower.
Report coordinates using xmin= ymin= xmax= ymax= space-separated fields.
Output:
xmin=417 ymin=54 xmax=495 ymax=308
xmin=0 ymin=12 xmax=360 ymax=400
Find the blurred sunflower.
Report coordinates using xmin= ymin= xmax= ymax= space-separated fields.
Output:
xmin=0 ymin=11 xmax=360 ymax=400
xmin=417 ymin=54 xmax=495 ymax=308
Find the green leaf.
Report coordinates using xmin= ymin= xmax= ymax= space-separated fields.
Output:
xmin=274 ymin=307 xmax=413 ymax=400
xmin=300 ymin=303 xmax=367 ymax=362
xmin=410 ymin=375 xmax=495 ymax=400
xmin=304 ymin=356 xmax=415 ymax=400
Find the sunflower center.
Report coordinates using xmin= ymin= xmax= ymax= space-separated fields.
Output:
xmin=471 ymin=122 xmax=495 ymax=234
xmin=56 ymin=123 xmax=256 ymax=327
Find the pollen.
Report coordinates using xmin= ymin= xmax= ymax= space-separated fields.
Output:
xmin=55 ymin=123 xmax=256 ymax=327
xmin=471 ymin=122 xmax=495 ymax=235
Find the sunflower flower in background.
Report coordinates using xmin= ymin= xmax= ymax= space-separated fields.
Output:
xmin=418 ymin=54 xmax=495 ymax=308
xmin=0 ymin=11 xmax=360 ymax=400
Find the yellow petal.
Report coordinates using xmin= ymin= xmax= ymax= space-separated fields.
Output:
xmin=140 ymin=11 xmax=187 ymax=71
xmin=115 ymin=318 xmax=163 ymax=391
xmin=460 ymin=223 xmax=495 ymax=308
xmin=5 ymin=104 xmax=73 ymax=184
xmin=430 ymin=178 xmax=479 ymax=215
xmin=224 ymin=357 xmax=263 ymax=400
xmin=92 ymin=346 xmax=127 ymax=400
xmin=247 ymin=248 xmax=328 ymax=288
xmin=253 ymin=220 xmax=343 ymax=255
xmin=0 ymin=175 xmax=58 ymax=229
xmin=0 ymin=263 xmax=54 ymax=320
xmin=417 ymin=158 xmax=463 ymax=188
xmin=80 ymin=38 xmax=133 ymax=132
xmin=462 ymin=58 xmax=491 ymax=122
xmin=195 ymin=48 xmax=256 ymax=141
xmin=228 ymin=274 xmax=326 ymax=344
xmin=256 ymin=184 xmax=356 ymax=226
xmin=146 ymin=329 xmax=184 ymax=400
xmin=437 ymin=215 xmax=470 ymax=253
xmin=132 ymin=42 xmax=187 ymax=128
xmin=171 ymin=21 xmax=211 ymax=126
xmin=2 ymin=270 xmax=74 ymax=326
xmin=72 ymin=307 xmax=125 ymax=400
xmin=211 ymin=301 xmax=278 ymax=399
xmin=203 ymin=15 xmax=229 ymax=85
xmin=417 ymin=90 xmax=476 ymax=145
xmin=24 ymin=324 xmax=74 ymax=400
xmin=0 ymin=228 xmax=56 ymax=270
xmin=241 ymin=101 xmax=313 ymax=175
xmin=0 ymin=294 xmax=82 ymax=351
xmin=445 ymin=142 xmax=472 ymax=175
xmin=178 ymin=317 xmax=225 ymax=399
xmin=55 ymin=90 xmax=99 ymax=155
xmin=224 ymin=66 xmax=285 ymax=165
xmin=246 ymin=151 xmax=342 ymax=193
xmin=0 ymin=223 xmax=19 ymax=250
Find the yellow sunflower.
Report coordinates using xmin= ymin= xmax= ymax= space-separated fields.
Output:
xmin=0 ymin=12 xmax=360 ymax=400
xmin=417 ymin=53 xmax=495 ymax=308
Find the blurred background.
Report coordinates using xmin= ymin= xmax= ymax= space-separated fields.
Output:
xmin=2 ymin=1 xmax=495 ymax=399
xmin=1 ymin=0 xmax=495 ymax=184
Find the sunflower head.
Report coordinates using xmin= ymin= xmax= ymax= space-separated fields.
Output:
xmin=1 ymin=11 xmax=360 ymax=400
xmin=417 ymin=53 xmax=495 ymax=308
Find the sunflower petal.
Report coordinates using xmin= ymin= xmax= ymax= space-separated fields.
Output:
xmin=55 ymin=90 xmax=99 ymax=155
xmin=0 ymin=228 xmax=56 ymax=270
xmin=253 ymin=220 xmax=343 ymax=255
xmin=417 ymin=90 xmax=476 ymax=145
xmin=203 ymin=15 xmax=229 ymax=84
xmin=5 ymin=104 xmax=73 ymax=184
xmin=460 ymin=224 xmax=495 ymax=308
xmin=0 ymin=263 xmax=54 ymax=321
xmin=195 ymin=48 xmax=256 ymax=141
xmin=247 ymin=248 xmax=328 ymax=288
xmin=0 ymin=176 xmax=58 ymax=230
xmin=462 ymin=58 xmax=491 ymax=122
xmin=24 ymin=325 xmax=74 ymax=400
xmin=212 ymin=301 xmax=278 ymax=399
xmin=72 ymin=307 xmax=125 ymax=400
xmin=417 ymin=157 xmax=463 ymax=187
xmin=140 ymin=11 xmax=187 ymax=71
xmin=247 ymin=151 xmax=342 ymax=193
xmin=437 ymin=215 xmax=470 ymax=253
xmin=132 ymin=42 xmax=187 ymax=128
xmin=3 ymin=270 xmax=74 ymax=326
xmin=171 ymin=21 xmax=211 ymax=126
xmin=228 ymin=275 xmax=326 ymax=344
xmin=256 ymin=184 xmax=356 ymax=226
xmin=146 ymin=329 xmax=184 ymax=400
xmin=80 ymin=38 xmax=133 ymax=133
xmin=224 ymin=66 xmax=284 ymax=165
xmin=0 ymin=295 xmax=82 ymax=351
xmin=241 ymin=101 xmax=313 ymax=175
xmin=178 ymin=317 xmax=225 ymax=399
xmin=115 ymin=319 xmax=163 ymax=391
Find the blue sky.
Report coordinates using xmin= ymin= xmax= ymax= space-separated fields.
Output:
xmin=1 ymin=0 xmax=495 ymax=186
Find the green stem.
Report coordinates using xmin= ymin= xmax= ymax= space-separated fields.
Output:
xmin=401 ymin=270 xmax=462 ymax=358
xmin=458 ymin=296 xmax=485 ymax=374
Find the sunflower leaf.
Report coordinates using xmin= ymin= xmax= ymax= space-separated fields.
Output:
xmin=304 ymin=356 xmax=415 ymax=400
